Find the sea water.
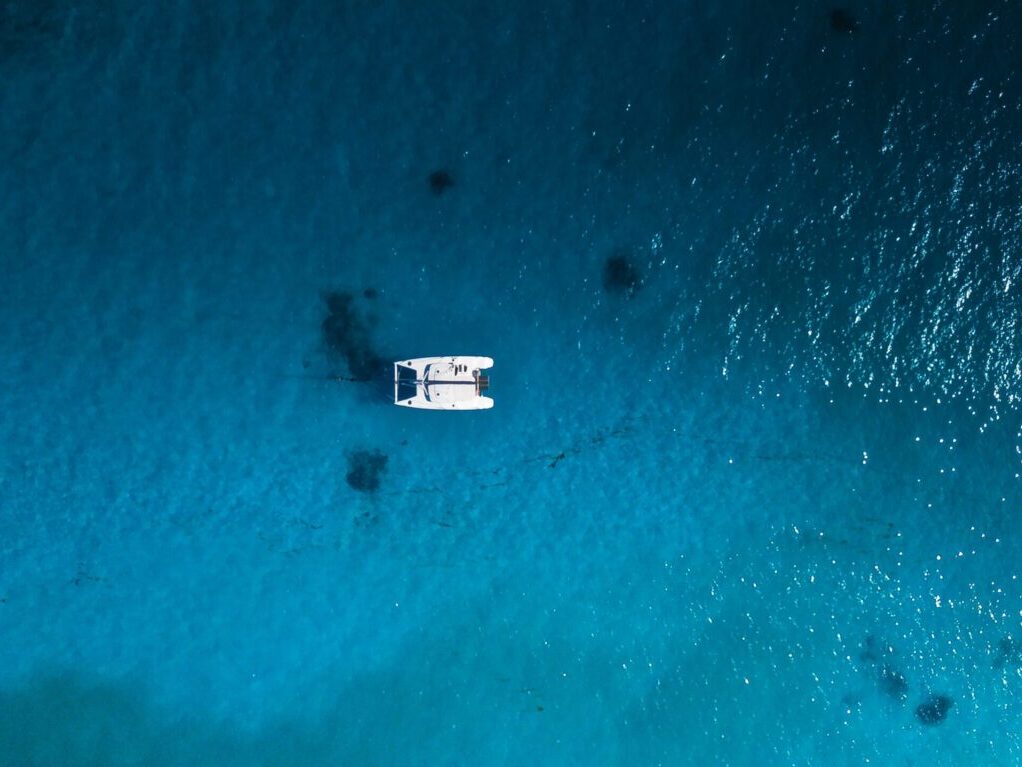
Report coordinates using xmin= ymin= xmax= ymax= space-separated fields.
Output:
xmin=1 ymin=1 xmax=1021 ymax=764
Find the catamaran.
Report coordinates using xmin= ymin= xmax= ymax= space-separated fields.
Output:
xmin=393 ymin=356 xmax=493 ymax=410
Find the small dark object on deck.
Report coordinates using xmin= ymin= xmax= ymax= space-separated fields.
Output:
xmin=830 ymin=8 xmax=860 ymax=33
xmin=603 ymin=253 xmax=642 ymax=296
xmin=915 ymin=694 xmax=953 ymax=725
xmin=429 ymin=170 xmax=454 ymax=195
xmin=363 ymin=287 xmax=378 ymax=299
xmin=346 ymin=449 xmax=389 ymax=492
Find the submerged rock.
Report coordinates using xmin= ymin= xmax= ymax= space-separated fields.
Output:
xmin=915 ymin=694 xmax=953 ymax=725
xmin=321 ymin=291 xmax=383 ymax=381
xmin=346 ymin=449 xmax=388 ymax=493
xmin=428 ymin=169 xmax=454 ymax=195
xmin=602 ymin=252 xmax=642 ymax=296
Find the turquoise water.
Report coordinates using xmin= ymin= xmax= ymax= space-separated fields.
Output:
xmin=2 ymin=1 xmax=1022 ymax=764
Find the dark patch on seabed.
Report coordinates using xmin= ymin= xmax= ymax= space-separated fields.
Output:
xmin=992 ymin=636 xmax=1021 ymax=669
xmin=829 ymin=8 xmax=860 ymax=34
xmin=602 ymin=251 xmax=642 ymax=297
xmin=321 ymin=291 xmax=383 ymax=381
xmin=0 ymin=3 xmax=60 ymax=60
xmin=915 ymin=694 xmax=953 ymax=725
xmin=428 ymin=169 xmax=454 ymax=195
xmin=878 ymin=664 xmax=908 ymax=701
xmin=858 ymin=635 xmax=910 ymax=701
xmin=346 ymin=449 xmax=388 ymax=493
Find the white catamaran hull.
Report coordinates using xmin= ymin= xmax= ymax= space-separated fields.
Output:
xmin=394 ymin=356 xmax=494 ymax=410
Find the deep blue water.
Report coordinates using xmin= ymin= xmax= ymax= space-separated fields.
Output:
xmin=2 ymin=1 xmax=1022 ymax=764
